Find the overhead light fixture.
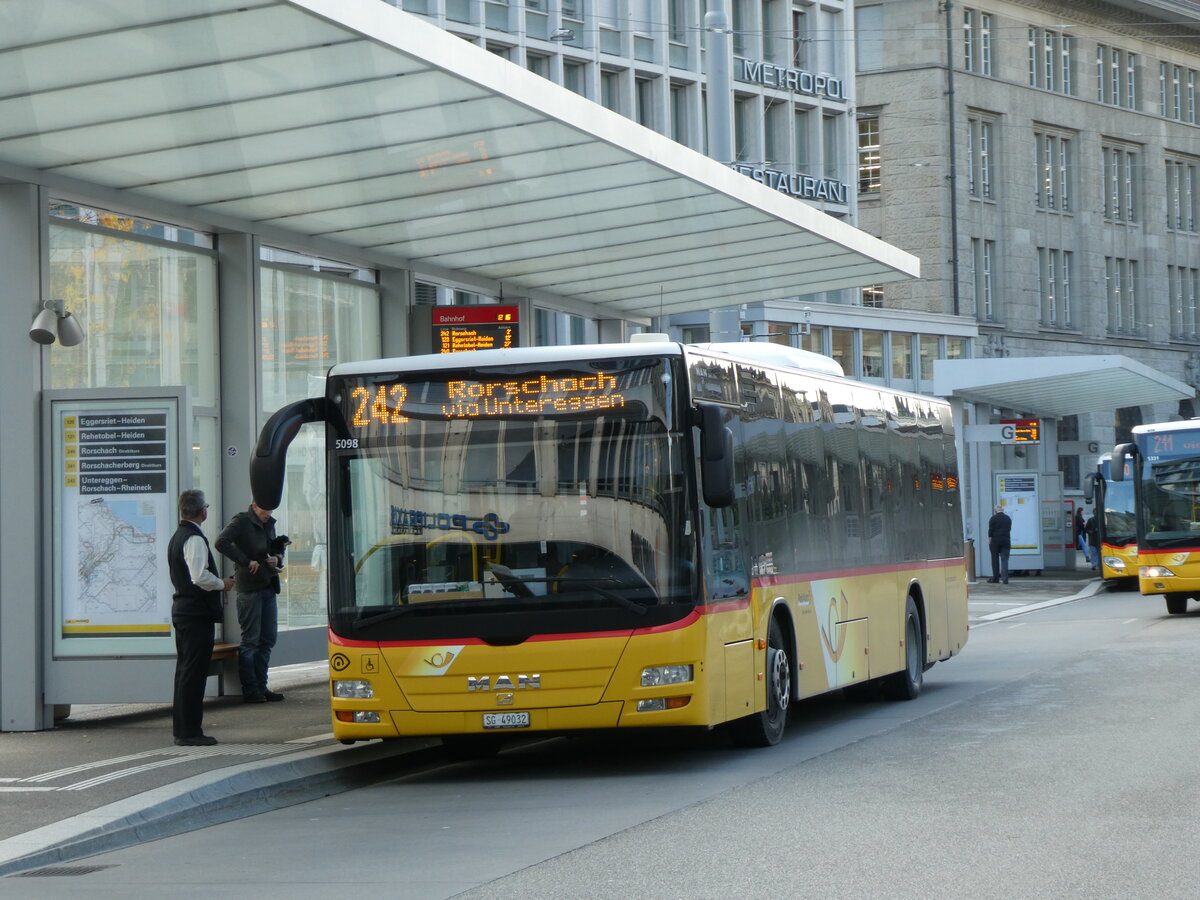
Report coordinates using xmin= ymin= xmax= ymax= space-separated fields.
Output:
xmin=30 ymin=299 xmax=85 ymax=347
xmin=550 ymin=27 xmax=575 ymax=41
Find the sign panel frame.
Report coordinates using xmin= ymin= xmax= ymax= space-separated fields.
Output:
xmin=432 ymin=304 xmax=519 ymax=353
xmin=44 ymin=387 xmax=190 ymax=659
xmin=994 ymin=471 xmax=1041 ymax=557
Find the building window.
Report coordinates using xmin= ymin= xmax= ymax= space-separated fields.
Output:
xmin=963 ymin=9 xmax=992 ymax=75
xmin=792 ymin=7 xmax=808 ymax=67
xmin=1038 ymin=247 xmax=1073 ymax=327
xmin=1105 ymin=257 xmax=1140 ymax=335
xmin=858 ymin=116 xmax=881 ymax=194
xmin=822 ymin=113 xmax=841 ymax=182
xmin=862 ymin=331 xmax=884 ymax=379
xmin=918 ymin=335 xmax=939 ymax=381
xmin=1035 ymin=130 xmax=1072 ymax=211
xmin=670 ymin=82 xmax=690 ymax=145
xmin=890 ymin=333 xmax=913 ymax=379
xmin=1102 ymin=144 xmax=1138 ymax=222
xmin=971 ymin=238 xmax=995 ymax=320
xmin=1098 ymin=45 xmax=1137 ymax=108
xmin=1158 ymin=61 xmax=1200 ymax=122
xmin=636 ymin=76 xmax=656 ymax=130
xmin=830 ymin=328 xmax=854 ymax=376
xmin=668 ymin=0 xmax=687 ymax=43
xmin=765 ymin=99 xmax=788 ymax=168
xmin=1059 ymin=455 xmax=1081 ymax=491
xmin=600 ymin=70 xmax=622 ymax=113
xmin=1169 ymin=265 xmax=1200 ymax=339
xmin=1029 ymin=27 xmax=1070 ymax=93
xmin=966 ymin=117 xmax=993 ymax=199
xmin=564 ymin=60 xmax=586 ymax=96
xmin=861 ymin=284 xmax=884 ymax=308
xmin=855 ymin=5 xmax=882 ymax=72
xmin=734 ymin=95 xmax=755 ymax=163
xmin=526 ymin=53 xmax=549 ymax=78
xmin=793 ymin=108 xmax=810 ymax=172
xmin=1167 ymin=158 xmax=1199 ymax=232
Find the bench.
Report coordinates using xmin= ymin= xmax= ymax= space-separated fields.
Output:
xmin=208 ymin=642 xmax=238 ymax=696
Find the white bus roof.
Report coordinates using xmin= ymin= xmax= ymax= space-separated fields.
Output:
xmin=1132 ymin=419 xmax=1200 ymax=436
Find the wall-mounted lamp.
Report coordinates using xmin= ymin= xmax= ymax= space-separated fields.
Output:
xmin=30 ymin=299 xmax=85 ymax=346
xmin=549 ymin=27 xmax=575 ymax=41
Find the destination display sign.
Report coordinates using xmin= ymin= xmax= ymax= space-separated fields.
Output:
xmin=1000 ymin=418 xmax=1040 ymax=444
xmin=346 ymin=372 xmax=627 ymax=427
xmin=432 ymin=305 xmax=519 ymax=353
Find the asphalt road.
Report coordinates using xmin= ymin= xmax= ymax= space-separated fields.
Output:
xmin=8 ymin=585 xmax=1193 ymax=898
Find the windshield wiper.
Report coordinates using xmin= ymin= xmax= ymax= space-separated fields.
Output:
xmin=486 ymin=562 xmax=652 ymax=615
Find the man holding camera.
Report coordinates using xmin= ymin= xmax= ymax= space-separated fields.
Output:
xmin=216 ymin=501 xmax=289 ymax=703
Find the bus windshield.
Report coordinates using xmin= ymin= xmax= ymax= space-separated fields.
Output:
xmin=1141 ymin=457 xmax=1200 ymax=545
xmin=327 ymin=356 xmax=698 ymax=641
xmin=1101 ymin=469 xmax=1135 ymax=546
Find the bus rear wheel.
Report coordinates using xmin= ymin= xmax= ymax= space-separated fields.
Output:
xmin=1165 ymin=594 xmax=1188 ymax=615
xmin=730 ymin=619 xmax=791 ymax=747
xmin=881 ymin=597 xmax=924 ymax=701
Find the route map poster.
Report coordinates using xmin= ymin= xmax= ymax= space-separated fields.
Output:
xmin=995 ymin=472 xmax=1040 ymax=555
xmin=46 ymin=389 xmax=188 ymax=658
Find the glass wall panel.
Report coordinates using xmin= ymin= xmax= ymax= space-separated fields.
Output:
xmin=48 ymin=222 xmax=218 ymax=406
xmin=260 ymin=264 xmax=380 ymax=628
xmin=830 ymin=327 xmax=853 ymax=375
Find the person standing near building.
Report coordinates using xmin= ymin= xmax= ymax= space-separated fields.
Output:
xmin=169 ymin=489 xmax=235 ymax=746
xmin=1084 ymin=512 xmax=1100 ymax=571
xmin=216 ymin=501 xmax=286 ymax=703
xmin=987 ymin=503 xmax=1012 ymax=584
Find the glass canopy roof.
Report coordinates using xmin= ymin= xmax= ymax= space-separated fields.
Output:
xmin=0 ymin=0 xmax=919 ymax=319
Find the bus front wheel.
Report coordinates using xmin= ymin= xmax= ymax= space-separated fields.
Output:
xmin=881 ymin=597 xmax=924 ymax=701
xmin=1165 ymin=594 xmax=1188 ymax=615
xmin=730 ymin=619 xmax=791 ymax=747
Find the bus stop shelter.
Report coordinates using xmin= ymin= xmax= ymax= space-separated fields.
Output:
xmin=0 ymin=0 xmax=921 ymax=730
xmin=935 ymin=355 xmax=1196 ymax=576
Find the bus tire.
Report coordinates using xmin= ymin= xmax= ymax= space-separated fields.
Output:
xmin=730 ymin=618 xmax=791 ymax=747
xmin=881 ymin=597 xmax=924 ymax=701
xmin=1165 ymin=594 xmax=1188 ymax=615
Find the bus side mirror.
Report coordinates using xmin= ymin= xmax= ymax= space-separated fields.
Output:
xmin=695 ymin=402 xmax=734 ymax=508
xmin=250 ymin=398 xmax=327 ymax=509
xmin=1083 ymin=471 xmax=1097 ymax=503
xmin=1110 ymin=443 xmax=1133 ymax=483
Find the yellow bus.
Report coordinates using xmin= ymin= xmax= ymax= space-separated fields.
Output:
xmin=1113 ymin=419 xmax=1200 ymax=614
xmin=1084 ymin=454 xmax=1137 ymax=587
xmin=251 ymin=339 xmax=968 ymax=747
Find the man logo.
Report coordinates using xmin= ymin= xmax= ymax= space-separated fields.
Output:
xmin=466 ymin=674 xmax=541 ymax=691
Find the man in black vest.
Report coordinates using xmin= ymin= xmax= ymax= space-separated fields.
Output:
xmin=169 ymin=489 xmax=235 ymax=746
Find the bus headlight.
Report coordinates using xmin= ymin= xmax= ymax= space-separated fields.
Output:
xmin=333 ymin=679 xmax=374 ymax=699
xmin=335 ymin=710 xmax=381 ymax=723
xmin=1140 ymin=566 xmax=1176 ymax=579
xmin=1102 ymin=557 xmax=1126 ymax=571
xmin=641 ymin=665 xmax=693 ymax=687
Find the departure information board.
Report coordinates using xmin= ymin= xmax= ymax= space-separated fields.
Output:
xmin=433 ymin=305 xmax=519 ymax=353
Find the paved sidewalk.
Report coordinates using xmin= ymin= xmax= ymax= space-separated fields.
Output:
xmin=0 ymin=662 xmax=439 ymax=877
xmin=0 ymin=569 xmax=1111 ymax=877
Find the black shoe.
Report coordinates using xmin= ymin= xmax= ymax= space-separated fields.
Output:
xmin=987 ymin=578 xmax=998 ymax=583
xmin=243 ymin=693 xmax=267 ymax=704
xmin=174 ymin=734 xmax=218 ymax=746
xmin=262 ymin=690 xmax=285 ymax=702
xmin=1001 ymin=579 xmax=1009 ymax=584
